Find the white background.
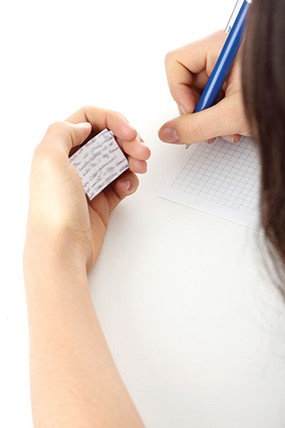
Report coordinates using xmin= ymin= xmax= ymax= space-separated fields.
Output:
xmin=1 ymin=0 xmax=285 ymax=427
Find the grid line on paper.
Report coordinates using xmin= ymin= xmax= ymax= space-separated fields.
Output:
xmin=171 ymin=137 xmax=260 ymax=216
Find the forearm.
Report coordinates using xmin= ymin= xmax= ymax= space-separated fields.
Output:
xmin=24 ymin=230 xmax=143 ymax=428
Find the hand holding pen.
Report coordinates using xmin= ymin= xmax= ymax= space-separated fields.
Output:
xmin=159 ymin=0 xmax=252 ymax=145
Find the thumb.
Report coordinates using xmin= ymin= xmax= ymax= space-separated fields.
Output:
xmin=158 ymin=97 xmax=248 ymax=144
xmin=41 ymin=121 xmax=92 ymax=154
xmin=68 ymin=122 xmax=93 ymax=150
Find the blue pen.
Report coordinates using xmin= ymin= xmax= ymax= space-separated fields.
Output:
xmin=195 ymin=0 xmax=251 ymax=112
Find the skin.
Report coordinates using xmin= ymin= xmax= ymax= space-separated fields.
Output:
xmin=158 ymin=31 xmax=251 ymax=145
xmin=24 ymin=106 xmax=150 ymax=427
xmin=24 ymin=31 xmax=254 ymax=428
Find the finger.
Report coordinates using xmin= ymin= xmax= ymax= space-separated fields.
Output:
xmin=192 ymin=70 xmax=213 ymax=92
xmin=90 ymin=170 xmax=139 ymax=215
xmin=170 ymin=31 xmax=226 ymax=74
xmin=40 ymin=121 xmax=92 ymax=155
xmin=165 ymin=52 xmax=196 ymax=114
xmin=175 ymin=75 xmax=224 ymax=116
xmin=116 ymin=136 xmax=151 ymax=161
xmin=113 ymin=170 xmax=139 ymax=200
xmin=207 ymin=138 xmax=216 ymax=144
xmin=66 ymin=106 xmax=137 ymax=142
xmin=128 ymin=157 xmax=148 ymax=174
xmin=158 ymin=95 xmax=248 ymax=144
xmin=208 ymin=134 xmax=241 ymax=145
xmin=165 ymin=31 xmax=226 ymax=113
xmin=222 ymin=134 xmax=241 ymax=143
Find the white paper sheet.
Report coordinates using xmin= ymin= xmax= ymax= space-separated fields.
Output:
xmin=70 ymin=128 xmax=129 ymax=200
xmin=160 ymin=137 xmax=260 ymax=228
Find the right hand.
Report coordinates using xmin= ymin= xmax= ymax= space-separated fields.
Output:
xmin=158 ymin=31 xmax=251 ymax=145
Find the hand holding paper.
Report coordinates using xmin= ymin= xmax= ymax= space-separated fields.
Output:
xmin=27 ymin=107 xmax=150 ymax=271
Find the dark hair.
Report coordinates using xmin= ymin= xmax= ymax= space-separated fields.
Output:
xmin=242 ymin=0 xmax=285 ymax=286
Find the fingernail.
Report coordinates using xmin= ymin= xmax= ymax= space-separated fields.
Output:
xmin=123 ymin=180 xmax=131 ymax=191
xmin=207 ymin=138 xmax=216 ymax=144
xmin=120 ymin=115 xmax=137 ymax=131
xmin=121 ymin=115 xmax=129 ymax=123
xmin=223 ymin=135 xmax=234 ymax=143
xmin=74 ymin=122 xmax=91 ymax=128
xmin=232 ymin=134 xmax=241 ymax=143
xmin=136 ymin=135 xmax=145 ymax=144
xmin=160 ymin=126 xmax=180 ymax=143
xmin=179 ymin=104 xmax=188 ymax=115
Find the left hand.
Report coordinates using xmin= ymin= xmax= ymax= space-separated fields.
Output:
xmin=25 ymin=106 xmax=151 ymax=272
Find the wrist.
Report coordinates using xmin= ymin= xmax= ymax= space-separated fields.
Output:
xmin=24 ymin=221 xmax=89 ymax=281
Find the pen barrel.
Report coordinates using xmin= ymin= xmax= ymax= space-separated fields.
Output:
xmin=195 ymin=0 xmax=250 ymax=112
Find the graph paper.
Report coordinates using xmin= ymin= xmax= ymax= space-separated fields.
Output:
xmin=160 ymin=137 xmax=260 ymax=228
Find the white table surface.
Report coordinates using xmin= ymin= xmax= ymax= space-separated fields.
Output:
xmin=1 ymin=0 xmax=285 ymax=427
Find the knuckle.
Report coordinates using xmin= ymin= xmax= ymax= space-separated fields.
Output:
xmin=32 ymin=121 xmax=69 ymax=169
xmin=46 ymin=121 xmax=67 ymax=135
xmin=32 ymin=143 xmax=54 ymax=171
xmin=78 ymin=105 xmax=92 ymax=116
xmin=32 ymin=142 xmax=43 ymax=161
xmin=164 ymin=50 xmax=176 ymax=67
xmin=182 ymin=116 xmax=205 ymax=143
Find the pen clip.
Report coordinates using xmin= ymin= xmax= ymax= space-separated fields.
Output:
xmin=225 ymin=0 xmax=244 ymax=33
